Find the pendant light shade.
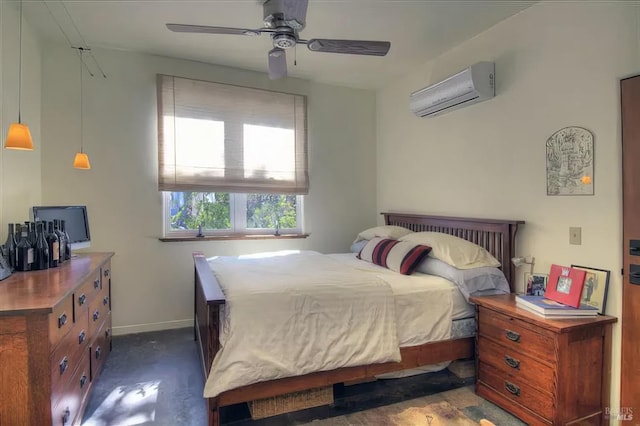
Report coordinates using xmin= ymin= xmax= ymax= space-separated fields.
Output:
xmin=5 ymin=123 xmax=34 ymax=150
xmin=73 ymin=152 xmax=91 ymax=169
xmin=5 ymin=0 xmax=33 ymax=151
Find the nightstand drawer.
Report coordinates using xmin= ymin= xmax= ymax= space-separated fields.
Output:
xmin=478 ymin=361 xmax=553 ymax=420
xmin=478 ymin=336 xmax=554 ymax=394
xmin=478 ymin=306 xmax=556 ymax=365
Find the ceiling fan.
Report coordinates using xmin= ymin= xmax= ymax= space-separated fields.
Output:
xmin=166 ymin=0 xmax=391 ymax=80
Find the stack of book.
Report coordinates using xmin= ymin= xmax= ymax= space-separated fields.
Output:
xmin=516 ymin=295 xmax=598 ymax=319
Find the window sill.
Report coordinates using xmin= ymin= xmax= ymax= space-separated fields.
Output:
xmin=159 ymin=233 xmax=310 ymax=242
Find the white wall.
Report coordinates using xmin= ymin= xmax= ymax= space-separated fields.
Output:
xmin=0 ymin=1 xmax=42 ymax=235
xmin=376 ymin=1 xmax=639 ymax=418
xmin=40 ymin=45 xmax=378 ymax=334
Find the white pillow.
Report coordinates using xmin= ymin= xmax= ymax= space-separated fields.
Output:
xmin=400 ymin=232 xmax=500 ymax=269
xmin=353 ymin=225 xmax=413 ymax=243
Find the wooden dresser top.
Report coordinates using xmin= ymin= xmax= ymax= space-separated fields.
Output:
xmin=470 ymin=294 xmax=617 ymax=334
xmin=0 ymin=252 xmax=114 ymax=316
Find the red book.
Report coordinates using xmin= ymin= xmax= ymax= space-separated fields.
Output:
xmin=544 ymin=264 xmax=586 ymax=308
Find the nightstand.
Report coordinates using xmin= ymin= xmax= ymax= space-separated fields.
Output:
xmin=470 ymin=294 xmax=616 ymax=426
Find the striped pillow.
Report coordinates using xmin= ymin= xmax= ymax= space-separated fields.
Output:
xmin=357 ymin=237 xmax=432 ymax=275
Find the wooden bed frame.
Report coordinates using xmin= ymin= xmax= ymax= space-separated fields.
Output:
xmin=193 ymin=213 xmax=524 ymax=426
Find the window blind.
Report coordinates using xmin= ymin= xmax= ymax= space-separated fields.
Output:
xmin=157 ymin=75 xmax=308 ymax=194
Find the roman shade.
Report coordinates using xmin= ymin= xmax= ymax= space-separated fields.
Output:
xmin=157 ymin=75 xmax=308 ymax=194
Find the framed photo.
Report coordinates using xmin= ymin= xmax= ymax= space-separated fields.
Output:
xmin=525 ymin=273 xmax=548 ymax=296
xmin=571 ymin=265 xmax=611 ymax=314
xmin=544 ymin=264 xmax=586 ymax=308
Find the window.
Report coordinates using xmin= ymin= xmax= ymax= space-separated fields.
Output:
xmin=164 ymin=192 xmax=302 ymax=236
xmin=157 ymin=75 xmax=307 ymax=237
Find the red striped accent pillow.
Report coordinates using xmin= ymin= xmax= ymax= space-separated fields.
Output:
xmin=357 ymin=237 xmax=432 ymax=275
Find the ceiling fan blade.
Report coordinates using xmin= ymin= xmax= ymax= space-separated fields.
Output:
xmin=166 ymin=23 xmax=262 ymax=36
xmin=268 ymin=48 xmax=287 ymax=80
xmin=305 ymin=39 xmax=391 ymax=56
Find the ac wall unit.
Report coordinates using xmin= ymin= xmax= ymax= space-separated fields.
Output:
xmin=410 ymin=62 xmax=495 ymax=118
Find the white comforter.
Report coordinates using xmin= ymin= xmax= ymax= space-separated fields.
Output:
xmin=203 ymin=251 xmax=459 ymax=397
xmin=203 ymin=251 xmax=401 ymax=398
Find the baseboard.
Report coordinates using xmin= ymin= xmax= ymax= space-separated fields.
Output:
xmin=112 ymin=319 xmax=194 ymax=336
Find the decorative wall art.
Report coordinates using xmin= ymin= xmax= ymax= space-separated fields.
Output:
xmin=546 ymin=126 xmax=594 ymax=195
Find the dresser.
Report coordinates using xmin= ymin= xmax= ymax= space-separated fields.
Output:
xmin=470 ymin=294 xmax=616 ymax=426
xmin=0 ymin=252 xmax=114 ymax=426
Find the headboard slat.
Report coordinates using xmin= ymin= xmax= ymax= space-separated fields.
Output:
xmin=382 ymin=212 xmax=524 ymax=292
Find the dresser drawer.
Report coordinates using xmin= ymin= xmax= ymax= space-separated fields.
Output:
xmin=478 ymin=336 xmax=555 ymax=394
xmin=49 ymin=295 xmax=74 ymax=349
xmin=50 ymin=313 xmax=90 ymax=395
xmin=51 ymin=351 xmax=90 ymax=426
xmin=91 ymin=313 xmax=112 ymax=382
xmin=74 ymin=270 xmax=102 ymax=322
xmin=478 ymin=307 xmax=556 ymax=365
xmin=478 ymin=361 xmax=554 ymax=420
xmin=88 ymin=291 xmax=109 ymax=337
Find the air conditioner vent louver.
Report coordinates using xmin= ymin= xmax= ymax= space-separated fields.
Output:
xmin=410 ymin=62 xmax=495 ymax=118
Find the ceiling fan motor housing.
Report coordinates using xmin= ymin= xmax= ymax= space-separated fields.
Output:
xmin=272 ymin=30 xmax=297 ymax=49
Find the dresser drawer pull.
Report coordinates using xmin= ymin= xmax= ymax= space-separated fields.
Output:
xmin=62 ymin=407 xmax=71 ymax=425
xmin=105 ymin=328 xmax=111 ymax=339
xmin=59 ymin=357 xmax=69 ymax=375
xmin=505 ymin=381 xmax=521 ymax=397
xmin=95 ymin=346 xmax=102 ymax=359
xmin=78 ymin=330 xmax=86 ymax=344
xmin=504 ymin=355 xmax=520 ymax=369
xmin=58 ymin=313 xmax=68 ymax=328
xmin=103 ymin=296 xmax=109 ymax=306
xmin=93 ymin=310 xmax=100 ymax=322
xmin=94 ymin=279 xmax=100 ymax=289
xmin=104 ymin=268 xmax=110 ymax=277
xmin=80 ymin=374 xmax=88 ymax=388
xmin=78 ymin=294 xmax=87 ymax=306
xmin=505 ymin=329 xmax=521 ymax=343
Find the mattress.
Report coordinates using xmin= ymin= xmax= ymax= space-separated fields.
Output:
xmin=327 ymin=253 xmax=475 ymax=347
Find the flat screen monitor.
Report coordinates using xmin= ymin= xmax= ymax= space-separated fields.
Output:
xmin=31 ymin=205 xmax=91 ymax=250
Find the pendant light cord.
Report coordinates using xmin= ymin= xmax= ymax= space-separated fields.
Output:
xmin=18 ymin=0 xmax=23 ymax=123
xmin=79 ymin=48 xmax=83 ymax=153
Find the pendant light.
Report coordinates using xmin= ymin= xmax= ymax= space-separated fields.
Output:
xmin=5 ymin=0 xmax=34 ymax=150
xmin=73 ymin=47 xmax=90 ymax=170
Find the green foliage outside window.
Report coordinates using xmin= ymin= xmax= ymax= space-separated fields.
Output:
xmin=170 ymin=192 xmax=231 ymax=230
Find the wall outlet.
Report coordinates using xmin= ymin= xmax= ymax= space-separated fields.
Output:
xmin=570 ymin=227 xmax=582 ymax=245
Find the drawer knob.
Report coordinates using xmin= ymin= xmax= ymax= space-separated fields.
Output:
xmin=62 ymin=407 xmax=71 ymax=425
xmin=504 ymin=355 xmax=520 ymax=369
xmin=505 ymin=329 xmax=521 ymax=343
xmin=105 ymin=328 xmax=111 ymax=339
xmin=80 ymin=374 xmax=88 ymax=388
xmin=95 ymin=346 xmax=102 ymax=359
xmin=103 ymin=296 xmax=109 ymax=306
xmin=78 ymin=294 xmax=87 ymax=306
xmin=59 ymin=357 xmax=69 ymax=375
xmin=505 ymin=381 xmax=521 ymax=397
xmin=94 ymin=279 xmax=100 ymax=289
xmin=104 ymin=269 xmax=110 ymax=277
xmin=78 ymin=330 xmax=86 ymax=344
xmin=93 ymin=310 xmax=100 ymax=322
xmin=58 ymin=313 xmax=68 ymax=329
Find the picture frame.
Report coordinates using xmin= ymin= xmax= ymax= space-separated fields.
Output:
xmin=525 ymin=272 xmax=548 ymax=296
xmin=544 ymin=264 xmax=586 ymax=308
xmin=571 ymin=265 xmax=611 ymax=314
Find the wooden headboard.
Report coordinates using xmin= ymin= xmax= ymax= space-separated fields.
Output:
xmin=382 ymin=212 xmax=524 ymax=292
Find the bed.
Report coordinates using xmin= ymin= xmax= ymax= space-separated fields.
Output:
xmin=193 ymin=212 xmax=524 ymax=426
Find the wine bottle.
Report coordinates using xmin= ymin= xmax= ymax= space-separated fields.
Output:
xmin=15 ymin=225 xmax=33 ymax=272
xmin=24 ymin=221 xmax=36 ymax=247
xmin=61 ymin=220 xmax=71 ymax=260
xmin=47 ymin=221 xmax=60 ymax=268
xmin=54 ymin=220 xmax=67 ymax=264
xmin=33 ymin=222 xmax=49 ymax=270
xmin=4 ymin=223 xmax=17 ymax=271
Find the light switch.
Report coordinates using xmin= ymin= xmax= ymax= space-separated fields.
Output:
xmin=570 ymin=227 xmax=582 ymax=245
